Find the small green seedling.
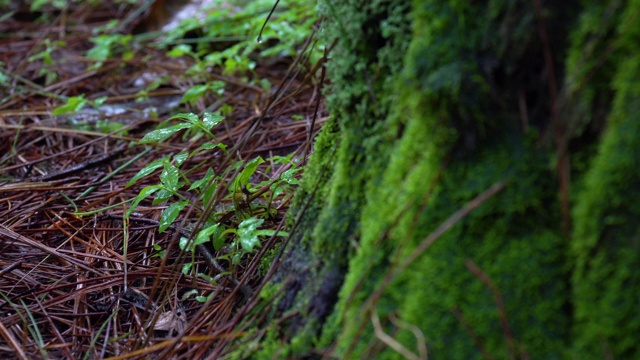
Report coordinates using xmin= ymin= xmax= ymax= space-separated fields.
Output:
xmin=126 ymin=111 xmax=289 ymax=281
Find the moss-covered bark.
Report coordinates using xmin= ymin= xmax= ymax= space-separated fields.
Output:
xmin=571 ymin=1 xmax=640 ymax=357
xmin=320 ymin=1 xmax=574 ymax=358
xmin=243 ymin=2 xmax=413 ymax=357
xmin=241 ymin=0 xmax=640 ymax=358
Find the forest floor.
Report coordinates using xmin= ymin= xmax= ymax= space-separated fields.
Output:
xmin=0 ymin=1 xmax=324 ymax=358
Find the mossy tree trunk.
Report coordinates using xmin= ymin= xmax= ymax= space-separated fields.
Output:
xmin=245 ymin=1 xmax=640 ymax=358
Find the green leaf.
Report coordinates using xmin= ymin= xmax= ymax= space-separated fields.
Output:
xmin=209 ymin=81 xmax=225 ymax=96
xmin=281 ymin=168 xmax=301 ymax=185
xmin=92 ymin=19 xmax=119 ymax=35
xmin=126 ymin=156 xmax=167 ymax=187
xmin=139 ymin=123 xmax=192 ymax=144
xmin=160 ymin=163 xmax=180 ymax=191
xmin=152 ymin=243 xmax=166 ymax=259
xmin=239 ymin=217 xmax=263 ymax=231
xmin=168 ymin=113 xmax=199 ymax=123
xmin=181 ymin=289 xmax=199 ymax=300
xmin=181 ymin=84 xmax=209 ymax=104
xmin=30 ymin=0 xmax=48 ymax=11
xmin=181 ymin=261 xmax=193 ymax=275
xmin=52 ymin=95 xmax=88 ymax=116
xmin=213 ymin=230 xmax=226 ymax=252
xmin=237 ymin=217 xmax=264 ymax=252
xmin=195 ymin=223 xmax=220 ymax=247
xmin=202 ymin=112 xmax=225 ymax=131
xmin=200 ymin=181 xmax=217 ymax=207
xmin=194 ymin=142 xmax=217 ymax=153
xmin=126 ymin=185 xmax=161 ymax=217
xmin=268 ymin=153 xmax=294 ymax=165
xmin=270 ymin=184 xmax=285 ymax=199
xmin=234 ymin=156 xmax=264 ymax=190
xmin=159 ymin=200 xmax=188 ymax=233
xmin=93 ymin=96 xmax=108 ymax=107
xmin=86 ymin=35 xmax=114 ymax=61
xmin=153 ymin=188 xmax=174 ymax=205
xmin=194 ymin=140 xmax=227 ymax=155
xmin=255 ymin=229 xmax=289 ymax=238
xmin=189 ymin=168 xmax=215 ymax=191
xmin=194 ymin=141 xmax=227 ymax=153
xmin=197 ymin=273 xmax=215 ymax=283
xmin=167 ymin=44 xmax=192 ymax=57
xmin=179 ymin=236 xmax=193 ymax=252
xmin=173 ymin=152 xmax=189 ymax=166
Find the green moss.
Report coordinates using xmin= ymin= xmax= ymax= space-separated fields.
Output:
xmin=562 ymin=1 xmax=622 ymax=139
xmin=572 ymin=1 xmax=640 ymax=357
xmin=323 ymin=0 xmax=575 ymax=358
xmin=561 ymin=1 xmax=624 ymax=200
xmin=309 ymin=0 xmax=413 ymax=260
xmin=250 ymin=0 xmax=413 ymax=356
xmin=237 ymin=0 xmax=640 ymax=358
xmin=258 ymin=243 xmax=282 ymax=277
xmin=331 ymin=141 xmax=570 ymax=358
xmin=286 ymin=115 xmax=340 ymax=232
xmin=392 ymin=150 xmax=569 ymax=359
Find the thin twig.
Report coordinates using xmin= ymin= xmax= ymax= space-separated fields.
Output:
xmin=371 ymin=310 xmax=423 ymax=360
xmin=35 ymin=147 xmax=126 ymax=181
xmin=532 ymin=0 xmax=570 ymax=237
xmin=0 ymin=225 xmax=95 ymax=273
xmin=389 ymin=180 xmax=507 ymax=290
xmin=345 ymin=180 xmax=508 ymax=358
xmin=0 ymin=319 xmax=28 ymax=360
xmin=465 ymin=259 xmax=518 ymax=360
xmin=388 ymin=312 xmax=428 ymax=360
xmin=100 ymin=213 xmax=253 ymax=299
